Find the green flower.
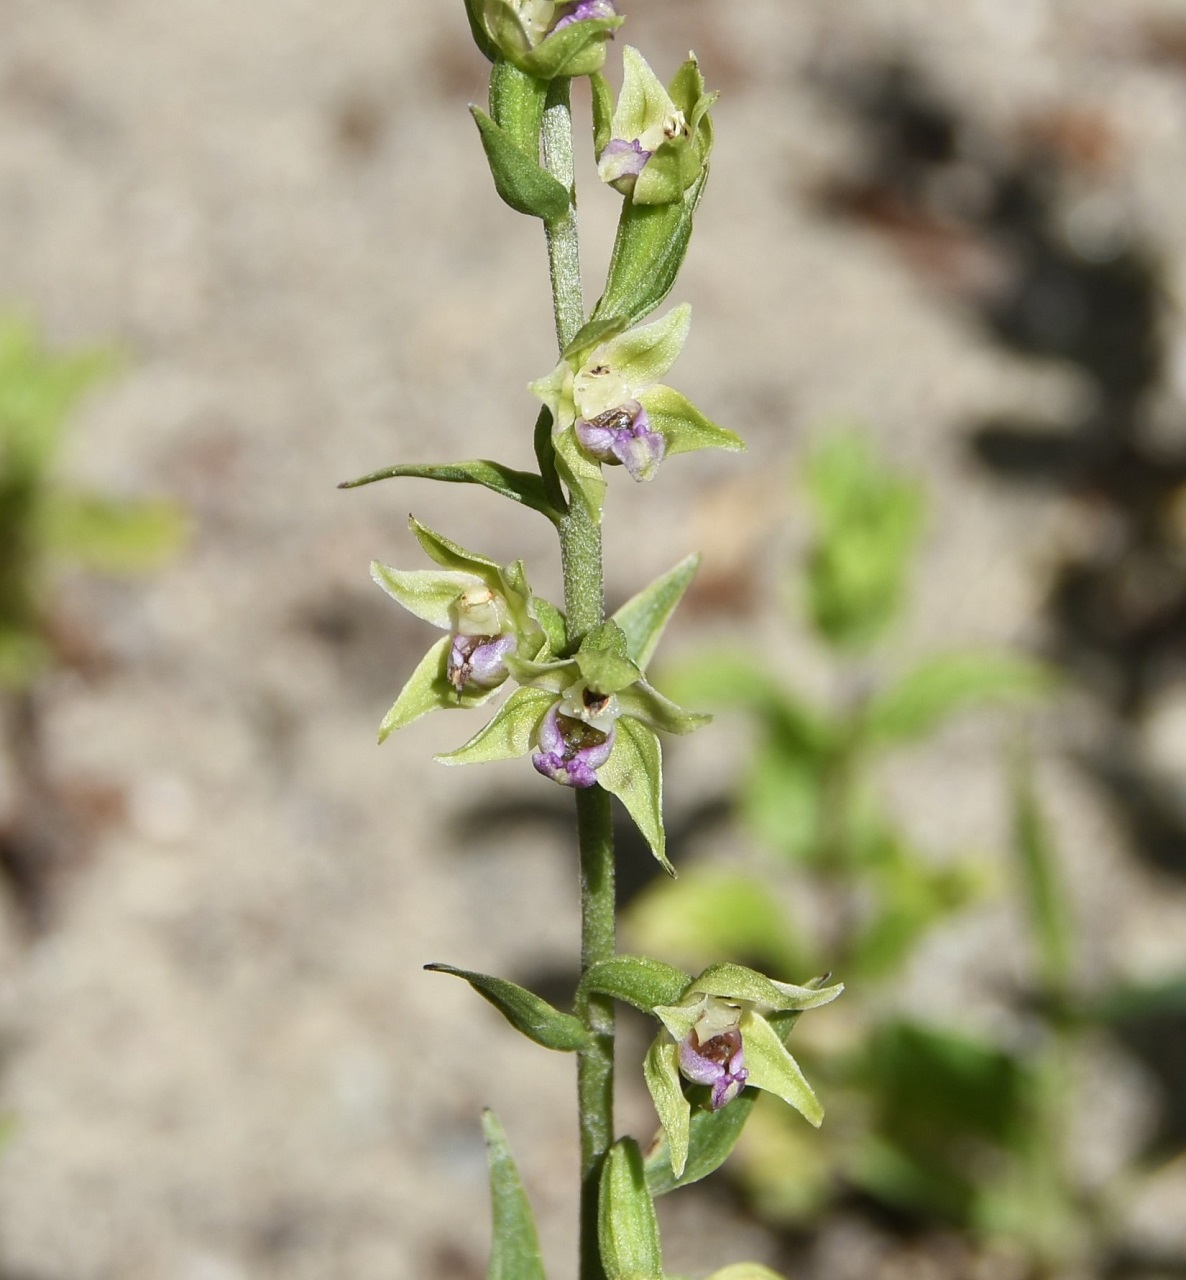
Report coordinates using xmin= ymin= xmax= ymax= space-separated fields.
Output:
xmin=529 ymin=305 xmax=742 ymax=521
xmin=643 ymin=964 xmax=843 ymax=1178
xmin=594 ymin=47 xmax=716 ymax=204
xmin=370 ymin=517 xmax=556 ymax=741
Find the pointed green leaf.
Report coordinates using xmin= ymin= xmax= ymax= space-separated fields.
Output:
xmin=599 ymin=1139 xmax=664 ymax=1280
xmin=405 ymin=516 xmax=502 ymax=575
xmin=639 ymin=384 xmax=744 ymax=456
xmin=426 ymin=963 xmax=592 ymax=1051
xmin=482 ymin=1110 xmax=548 ymax=1280
xmin=739 ymin=1010 xmax=823 ymax=1126
xmin=519 ymin=15 xmax=622 ymax=79
xmin=593 ymin=169 xmax=707 ymax=328
xmin=471 ymin=106 xmax=572 ymax=221
xmin=616 ymin=681 xmax=709 ymax=736
xmin=436 ymin=686 xmax=555 ymax=766
xmin=691 ymin=964 xmax=844 ymax=1013
xmin=644 ymin=1036 xmax=690 ymax=1178
xmin=644 ymin=1088 xmax=757 ymax=1197
xmin=555 ymin=426 xmax=606 ymax=523
xmin=378 ymin=635 xmax=501 ymax=741
xmin=532 ymin=406 xmax=567 ymax=513
xmin=598 ymin=717 xmax=669 ymax=873
xmin=611 ymin=553 xmax=699 ymax=668
xmin=864 ymin=652 xmax=1054 ymax=747
xmin=338 ymin=459 xmax=560 ymax=521
xmin=370 ymin=563 xmax=479 ymax=629
xmin=580 ymin=955 xmax=692 ymax=1011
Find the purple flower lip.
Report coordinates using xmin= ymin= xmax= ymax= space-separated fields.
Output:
xmin=447 ymin=633 xmax=516 ymax=693
xmin=551 ymin=0 xmax=617 ymax=31
xmin=678 ymin=1026 xmax=748 ymax=1111
xmin=574 ymin=400 xmax=666 ymax=483
xmin=532 ymin=704 xmax=615 ymax=789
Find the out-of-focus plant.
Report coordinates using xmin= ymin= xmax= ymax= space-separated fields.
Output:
xmin=0 ymin=316 xmax=183 ymax=922
xmin=627 ymin=435 xmax=1061 ymax=1236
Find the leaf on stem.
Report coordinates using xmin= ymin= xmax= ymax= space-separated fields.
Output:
xmin=482 ymin=1110 xmax=548 ymax=1280
xmin=598 ymin=1138 xmax=664 ymax=1280
xmin=337 ymin=460 xmax=560 ymax=522
xmin=426 ymin=963 xmax=592 ymax=1051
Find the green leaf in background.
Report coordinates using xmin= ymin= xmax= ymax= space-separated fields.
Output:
xmin=38 ymin=493 xmax=185 ymax=572
xmin=864 ymin=652 xmax=1054 ymax=747
xmin=337 ymin=459 xmax=560 ymax=521
xmin=597 ymin=715 xmax=669 ymax=873
xmin=425 ymin=963 xmax=592 ymax=1051
xmin=611 ymin=552 xmax=699 ymax=669
xmin=580 ymin=955 xmax=692 ymax=1012
xmin=435 ymin=686 xmax=555 ymax=766
xmin=625 ymin=868 xmax=809 ymax=978
xmin=482 ymin=1109 xmax=548 ymax=1280
xmin=802 ymin=433 xmax=925 ymax=651
xmin=644 ymin=1088 xmax=758 ymax=1196
xmin=1011 ymin=756 xmax=1074 ymax=998
xmin=593 ymin=170 xmax=708 ymax=329
xmin=471 ymin=106 xmax=573 ymax=221
xmin=599 ymin=1138 xmax=664 ymax=1280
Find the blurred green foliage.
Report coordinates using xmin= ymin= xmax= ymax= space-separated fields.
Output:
xmin=625 ymin=434 xmax=1118 ymax=1267
xmin=0 ymin=316 xmax=184 ymax=689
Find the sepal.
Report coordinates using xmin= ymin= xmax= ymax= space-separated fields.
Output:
xmin=377 ymin=635 xmax=501 ymax=741
xmin=482 ymin=1110 xmax=548 ymax=1280
xmin=598 ymin=1139 xmax=664 ymax=1280
xmin=425 ymin=963 xmax=592 ymax=1051
xmin=638 ymin=384 xmax=744 ymax=457
xmin=611 ymin=552 xmax=699 ymax=667
xmin=643 ymin=1036 xmax=690 ymax=1178
xmin=734 ymin=1009 xmax=823 ymax=1126
xmin=615 ymin=679 xmax=709 ymax=735
xmin=598 ymin=716 xmax=669 ymax=873
xmin=435 ymin=686 xmax=556 ymax=765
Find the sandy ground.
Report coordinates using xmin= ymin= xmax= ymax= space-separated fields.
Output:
xmin=2 ymin=1 xmax=1186 ymax=1277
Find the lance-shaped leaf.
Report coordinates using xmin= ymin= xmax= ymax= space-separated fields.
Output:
xmin=436 ymin=686 xmax=556 ymax=766
xmin=426 ymin=963 xmax=592 ymax=1051
xmin=611 ymin=553 xmax=699 ymax=668
xmin=489 ymin=58 xmax=547 ymax=154
xmin=378 ymin=635 xmax=502 ymax=741
xmin=482 ymin=1110 xmax=548 ymax=1280
xmin=736 ymin=1008 xmax=823 ymax=1126
xmin=599 ymin=1139 xmax=664 ymax=1280
xmin=644 ymin=1086 xmax=757 ymax=1196
xmin=640 ymin=385 xmax=744 ymax=457
xmin=338 ymin=459 xmax=560 ymax=521
xmin=597 ymin=715 xmax=669 ymax=873
xmin=471 ymin=106 xmax=572 ymax=221
xmin=580 ymin=955 xmax=692 ymax=1012
xmin=593 ymin=169 xmax=707 ymax=328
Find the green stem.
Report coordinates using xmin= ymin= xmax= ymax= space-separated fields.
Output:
xmin=542 ymin=75 xmax=615 ymax=1280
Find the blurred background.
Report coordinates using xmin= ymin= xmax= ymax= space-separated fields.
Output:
xmin=2 ymin=1 xmax=1186 ymax=1277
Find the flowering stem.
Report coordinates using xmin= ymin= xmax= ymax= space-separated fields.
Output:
xmin=542 ymin=74 xmax=615 ymax=1280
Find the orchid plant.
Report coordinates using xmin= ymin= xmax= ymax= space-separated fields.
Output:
xmin=341 ymin=8 xmax=841 ymax=1276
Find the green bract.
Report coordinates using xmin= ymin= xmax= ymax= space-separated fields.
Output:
xmin=370 ymin=517 xmax=549 ymax=740
xmin=529 ymin=304 xmax=743 ymax=520
xmin=464 ymin=0 xmax=622 ymax=78
xmin=595 ymin=47 xmax=716 ymax=205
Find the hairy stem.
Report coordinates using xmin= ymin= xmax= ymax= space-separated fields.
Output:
xmin=542 ymin=75 xmax=615 ymax=1280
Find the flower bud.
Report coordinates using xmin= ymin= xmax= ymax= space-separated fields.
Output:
xmin=465 ymin=0 xmax=620 ymax=78
xmin=532 ymin=703 xmax=615 ymax=788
